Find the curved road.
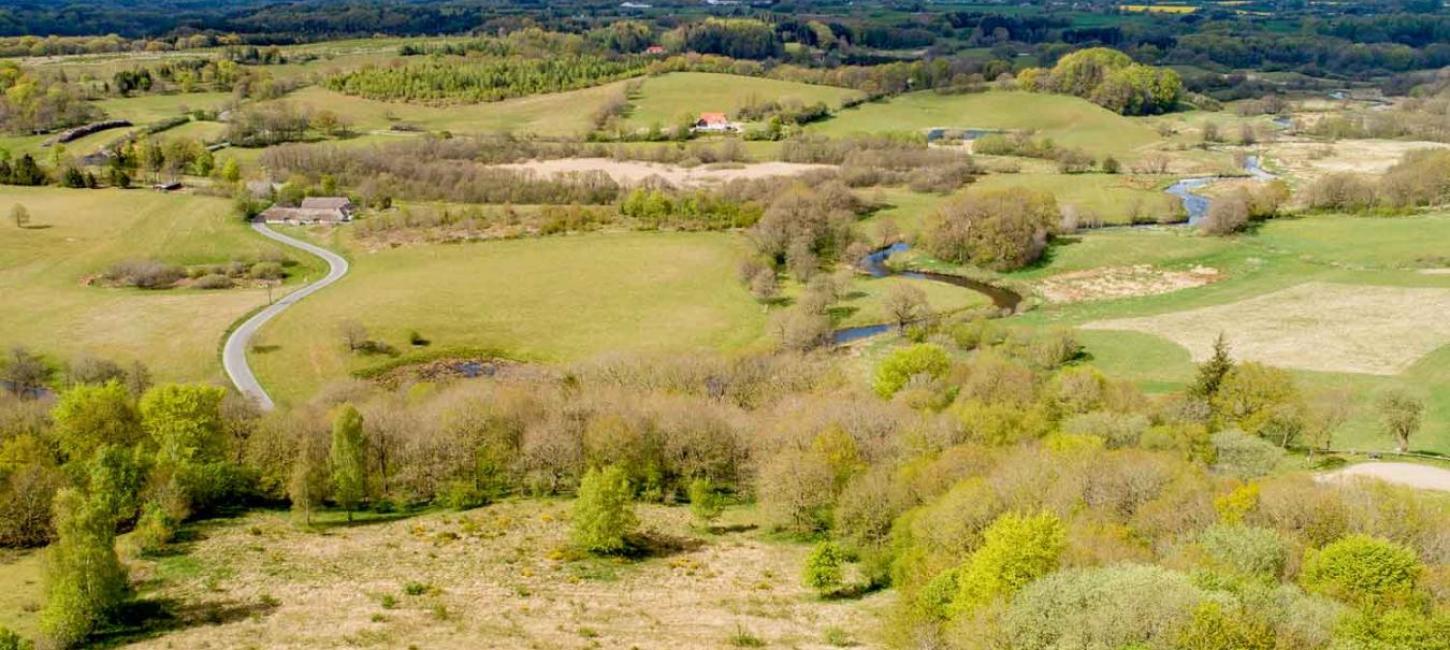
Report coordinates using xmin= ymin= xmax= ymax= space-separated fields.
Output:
xmin=223 ymin=223 xmax=349 ymax=410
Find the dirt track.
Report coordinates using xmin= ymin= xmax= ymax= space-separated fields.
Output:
xmin=1320 ymin=462 xmax=1450 ymax=492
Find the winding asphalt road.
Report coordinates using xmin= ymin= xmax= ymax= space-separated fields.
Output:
xmin=223 ymin=223 xmax=349 ymax=410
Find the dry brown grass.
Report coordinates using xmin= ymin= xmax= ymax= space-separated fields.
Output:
xmin=121 ymin=501 xmax=886 ymax=649
xmin=1036 ymin=265 xmax=1221 ymax=304
xmin=1265 ymin=139 xmax=1450 ymax=180
xmin=1083 ymin=281 xmax=1450 ymax=375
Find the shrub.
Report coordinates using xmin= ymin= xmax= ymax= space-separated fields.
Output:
xmin=953 ymin=511 xmax=1066 ymax=613
xmin=1210 ymin=430 xmax=1283 ymax=479
xmin=1197 ymin=524 xmax=1288 ymax=579
xmin=687 ymin=477 xmax=725 ymax=526
xmin=572 ymin=465 xmax=637 ymax=554
xmin=1300 ymin=534 xmax=1421 ymax=608
xmin=998 ymin=564 xmax=1209 ymax=650
xmin=193 ymin=273 xmax=233 ymax=290
xmin=249 ymin=261 xmax=284 ymax=280
xmin=131 ymin=501 xmax=177 ymax=555
xmin=803 ymin=541 xmax=846 ymax=596
xmin=0 ymin=627 xmax=30 ymax=650
xmin=923 ymin=187 xmax=1058 ymax=271
xmin=873 ymin=344 xmax=951 ymax=398
xmin=103 ymin=259 xmax=184 ymax=289
xmin=439 ymin=480 xmax=486 ymax=511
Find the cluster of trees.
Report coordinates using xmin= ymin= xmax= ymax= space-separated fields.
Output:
xmin=923 ymin=186 xmax=1061 ymax=271
xmin=325 ymin=55 xmax=647 ymax=104
xmin=1017 ymin=47 xmax=1183 ymax=115
xmin=110 ymin=58 xmax=245 ymax=96
xmin=226 ymin=102 xmax=350 ymax=148
xmin=1301 ymin=148 xmax=1450 ymax=212
xmin=0 ymin=62 xmax=99 ymax=134
xmin=665 ymin=18 xmax=782 ymax=61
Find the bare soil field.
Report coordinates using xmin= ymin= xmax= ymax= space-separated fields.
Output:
xmin=493 ymin=158 xmax=834 ymax=187
xmin=1083 ymin=281 xmax=1450 ymax=375
xmin=1036 ymin=265 xmax=1221 ymax=303
xmin=1265 ymin=139 xmax=1450 ymax=179
xmin=119 ymin=502 xmax=885 ymax=649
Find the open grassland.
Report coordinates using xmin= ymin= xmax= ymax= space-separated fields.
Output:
xmin=0 ymin=502 xmax=883 ymax=649
xmin=833 ymin=274 xmax=991 ymax=328
xmin=810 ymin=91 xmax=1162 ymax=158
xmin=250 ymin=231 xmax=769 ymax=405
xmin=0 ymin=187 xmax=321 ymax=383
xmin=0 ymin=551 xmax=42 ymax=640
xmin=92 ymin=92 xmax=232 ymax=124
xmin=972 ymin=172 xmax=1180 ymax=225
xmin=259 ymin=84 xmax=625 ymax=137
xmin=622 ymin=72 xmax=865 ymax=130
xmin=1003 ymin=214 xmax=1450 ymax=452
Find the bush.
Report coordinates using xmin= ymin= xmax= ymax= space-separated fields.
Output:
xmin=1197 ymin=524 xmax=1288 ymax=579
xmin=0 ymin=627 xmax=31 ymax=650
xmin=193 ymin=274 xmax=234 ymax=290
xmin=687 ymin=477 xmax=725 ymax=526
xmin=1211 ymin=430 xmax=1283 ymax=479
xmin=1300 ymin=534 xmax=1421 ymax=608
xmin=103 ymin=259 xmax=185 ymax=289
xmin=572 ymin=465 xmax=637 ymax=554
xmin=131 ymin=501 xmax=176 ymax=555
xmin=873 ymin=344 xmax=951 ymax=398
xmin=923 ymin=187 xmax=1058 ymax=271
xmin=953 ymin=511 xmax=1066 ymax=613
xmin=249 ymin=261 xmax=284 ymax=280
xmin=803 ymin=541 xmax=846 ymax=596
xmin=998 ymin=564 xmax=1209 ymax=650
xmin=440 ymin=480 xmax=485 ymax=511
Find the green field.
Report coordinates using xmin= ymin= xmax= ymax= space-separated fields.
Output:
xmin=622 ymin=72 xmax=865 ymax=130
xmin=258 ymin=84 xmax=629 ymax=137
xmin=1002 ymin=214 xmax=1450 ymax=452
xmin=92 ymin=92 xmax=231 ymax=124
xmin=0 ymin=187 xmax=320 ymax=383
xmin=971 ymin=172 xmax=1180 ymax=225
xmin=810 ymin=90 xmax=1163 ymax=159
xmin=249 ymin=230 xmax=772 ymax=404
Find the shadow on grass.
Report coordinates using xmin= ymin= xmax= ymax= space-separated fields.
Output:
xmin=91 ymin=595 xmax=280 ymax=648
xmin=705 ymin=522 xmax=758 ymax=535
xmin=621 ymin=529 xmax=706 ymax=559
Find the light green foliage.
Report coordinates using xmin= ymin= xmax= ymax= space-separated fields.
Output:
xmin=1042 ymin=432 xmax=1105 ymax=455
xmin=687 ymin=478 xmax=725 ymax=526
xmin=0 ymin=626 xmax=30 ymax=650
xmin=1377 ymin=390 xmax=1424 ymax=453
xmin=998 ymin=564 xmax=1210 ymax=650
xmin=1212 ymin=482 xmax=1259 ymax=525
xmin=923 ymin=187 xmax=1059 ymax=271
xmin=572 ymin=465 xmax=637 ymax=554
xmin=1175 ymin=601 xmax=1275 ymax=650
xmin=40 ymin=489 xmax=128 ymax=649
xmin=1211 ymin=362 xmax=1302 ymax=440
xmin=1334 ymin=607 xmax=1450 ymax=650
xmin=1210 ymin=430 xmax=1284 ymax=479
xmin=1300 ymin=535 xmax=1421 ymax=608
xmin=50 ymin=381 xmax=143 ymax=462
xmin=329 ymin=404 xmax=367 ymax=520
xmin=1032 ymin=47 xmax=1182 ymax=115
xmin=139 ymin=383 xmax=227 ymax=467
xmin=873 ymin=344 xmax=950 ymax=398
xmin=802 ymin=541 xmax=845 ymax=596
xmin=131 ymin=501 xmax=176 ymax=555
xmin=1197 ymin=525 xmax=1287 ymax=579
xmin=85 ymin=445 xmax=146 ymax=525
xmin=952 ymin=511 xmax=1066 ymax=614
xmin=1062 ymin=411 xmax=1149 ymax=448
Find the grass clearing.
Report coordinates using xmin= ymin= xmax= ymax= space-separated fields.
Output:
xmin=971 ymin=172 xmax=1180 ymax=225
xmin=0 ymin=551 xmax=43 ymax=640
xmin=623 ymin=72 xmax=865 ymax=130
xmin=811 ymin=91 xmax=1162 ymax=158
xmin=1083 ymin=281 xmax=1450 ymax=375
xmin=0 ymin=187 xmax=321 ymax=382
xmin=250 ymin=231 xmax=770 ymax=404
xmin=91 ymin=92 xmax=231 ymax=124
xmin=113 ymin=502 xmax=884 ymax=649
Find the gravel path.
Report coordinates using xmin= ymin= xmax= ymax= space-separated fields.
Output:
xmin=222 ymin=223 xmax=349 ymax=410
xmin=1320 ymin=462 xmax=1450 ymax=492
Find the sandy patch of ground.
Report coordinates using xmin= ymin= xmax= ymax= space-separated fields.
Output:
xmin=123 ymin=502 xmax=886 ymax=649
xmin=1266 ymin=139 xmax=1450 ymax=179
xmin=495 ymin=158 xmax=834 ymax=187
xmin=1083 ymin=281 xmax=1450 ymax=375
xmin=1320 ymin=462 xmax=1450 ymax=493
xmin=1418 ymin=268 xmax=1450 ymax=276
xmin=1037 ymin=265 xmax=1221 ymax=303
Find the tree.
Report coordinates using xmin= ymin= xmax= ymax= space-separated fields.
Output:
xmin=1 ymin=347 xmax=51 ymax=399
xmin=329 ymin=404 xmax=366 ymax=522
xmin=40 ymin=489 xmax=128 ymax=649
xmin=1377 ymin=390 xmax=1423 ymax=453
xmin=748 ymin=268 xmax=778 ymax=306
xmin=9 ymin=204 xmax=28 ymax=229
xmin=687 ymin=477 xmax=725 ymax=528
xmin=803 ymin=541 xmax=845 ymax=596
xmin=1190 ymin=333 xmax=1234 ymax=400
xmin=573 ymin=465 xmax=637 ymax=554
xmin=923 ymin=187 xmax=1058 ymax=271
xmin=1301 ymin=534 xmax=1421 ymax=608
xmin=882 ymin=283 xmax=928 ymax=332
xmin=873 ymin=344 xmax=951 ymax=398
xmin=139 ymin=384 xmax=227 ymax=468
xmin=288 ymin=432 xmax=328 ymax=526
xmin=339 ymin=319 xmax=368 ymax=352
xmin=953 ymin=511 xmax=1066 ymax=614
xmin=218 ymin=158 xmax=241 ymax=183
xmin=50 ymin=381 xmax=143 ymax=463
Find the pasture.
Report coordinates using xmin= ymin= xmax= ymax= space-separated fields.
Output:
xmin=810 ymin=90 xmax=1162 ymax=158
xmin=0 ymin=187 xmax=320 ymax=383
xmin=249 ymin=231 xmax=770 ymax=404
xmin=1007 ymin=213 xmax=1450 ymax=452
xmin=92 ymin=92 xmax=232 ymax=124
xmin=622 ymin=72 xmax=865 ymax=130
xmin=970 ymin=172 xmax=1181 ymax=225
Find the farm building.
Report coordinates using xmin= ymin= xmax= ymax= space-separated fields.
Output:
xmin=693 ymin=112 xmax=740 ymax=133
xmin=257 ymin=197 xmax=356 ymax=224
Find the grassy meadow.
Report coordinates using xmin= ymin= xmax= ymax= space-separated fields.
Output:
xmin=811 ymin=90 xmax=1163 ymax=158
xmin=1001 ymin=214 xmax=1450 ymax=452
xmin=0 ymin=187 xmax=322 ymax=383
xmin=249 ymin=230 xmax=772 ymax=405
xmin=622 ymin=72 xmax=866 ymax=130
